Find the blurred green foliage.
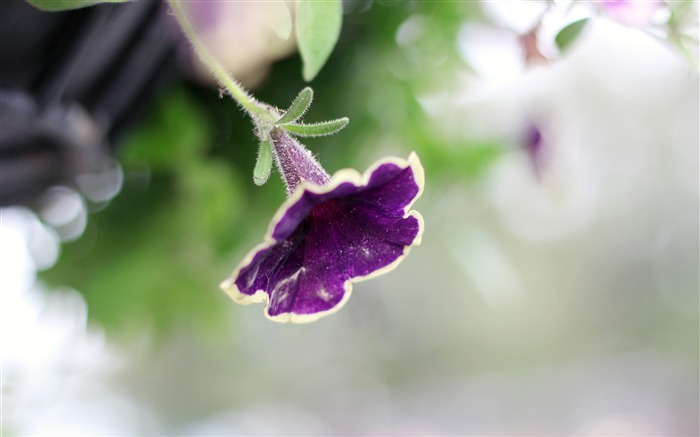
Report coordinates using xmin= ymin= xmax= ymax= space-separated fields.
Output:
xmin=42 ymin=89 xmax=232 ymax=338
xmin=25 ymin=0 xmax=128 ymax=12
xmin=555 ymin=18 xmax=590 ymax=52
xmin=41 ymin=1 xmax=504 ymax=338
xmin=296 ymin=0 xmax=343 ymax=81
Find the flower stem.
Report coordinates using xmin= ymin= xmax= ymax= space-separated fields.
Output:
xmin=166 ymin=0 xmax=267 ymax=117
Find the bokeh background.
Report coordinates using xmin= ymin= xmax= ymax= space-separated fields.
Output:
xmin=2 ymin=1 xmax=698 ymax=435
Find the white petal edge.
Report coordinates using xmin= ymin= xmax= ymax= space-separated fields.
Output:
xmin=219 ymin=152 xmax=425 ymax=323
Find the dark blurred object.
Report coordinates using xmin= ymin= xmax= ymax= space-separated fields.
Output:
xmin=0 ymin=0 xmax=178 ymax=207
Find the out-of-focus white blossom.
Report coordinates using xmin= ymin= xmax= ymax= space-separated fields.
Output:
xmin=181 ymin=1 xmax=298 ymax=88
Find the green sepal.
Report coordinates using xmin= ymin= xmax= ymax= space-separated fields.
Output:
xmin=277 ymin=87 xmax=314 ymax=125
xmin=253 ymin=139 xmax=273 ymax=186
xmin=281 ymin=118 xmax=349 ymax=137
xmin=26 ymin=0 xmax=129 ymax=11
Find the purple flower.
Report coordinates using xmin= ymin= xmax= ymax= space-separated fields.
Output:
xmin=220 ymin=129 xmax=425 ymax=323
xmin=524 ymin=123 xmax=549 ymax=179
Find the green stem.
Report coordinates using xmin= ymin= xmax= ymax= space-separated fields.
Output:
xmin=167 ymin=0 xmax=267 ymax=117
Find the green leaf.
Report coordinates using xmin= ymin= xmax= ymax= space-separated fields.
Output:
xmin=296 ymin=0 xmax=343 ymax=81
xmin=253 ymin=139 xmax=273 ymax=186
xmin=267 ymin=1 xmax=293 ymax=40
xmin=555 ymin=18 xmax=589 ymax=53
xmin=277 ymin=87 xmax=314 ymax=125
xmin=282 ymin=118 xmax=349 ymax=137
xmin=25 ymin=0 xmax=129 ymax=11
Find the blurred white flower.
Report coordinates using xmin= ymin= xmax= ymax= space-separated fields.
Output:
xmin=179 ymin=1 xmax=298 ymax=88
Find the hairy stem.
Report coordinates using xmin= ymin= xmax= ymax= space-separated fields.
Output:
xmin=167 ymin=0 xmax=267 ymax=117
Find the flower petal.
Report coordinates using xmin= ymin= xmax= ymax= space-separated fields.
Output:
xmin=220 ymin=153 xmax=425 ymax=323
xmin=272 ymin=153 xmax=424 ymax=240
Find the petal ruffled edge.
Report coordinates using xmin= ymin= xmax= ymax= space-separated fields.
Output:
xmin=219 ymin=152 xmax=425 ymax=323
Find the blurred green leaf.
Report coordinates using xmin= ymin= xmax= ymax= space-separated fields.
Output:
xmin=555 ymin=18 xmax=589 ymax=53
xmin=667 ymin=0 xmax=695 ymax=27
xmin=282 ymin=117 xmax=349 ymax=137
xmin=277 ymin=87 xmax=314 ymax=125
xmin=25 ymin=0 xmax=129 ymax=11
xmin=296 ymin=0 xmax=343 ymax=81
